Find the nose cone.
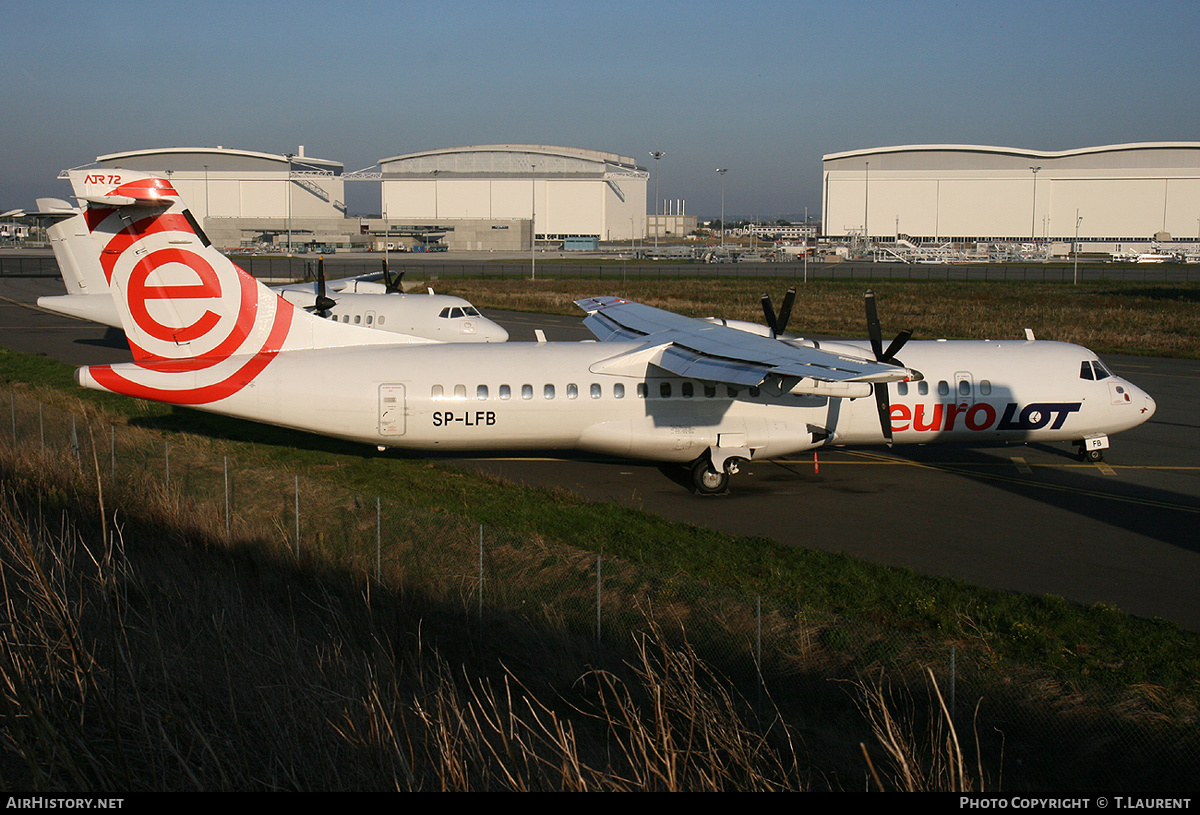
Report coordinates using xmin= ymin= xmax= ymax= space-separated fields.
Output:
xmin=483 ymin=322 xmax=509 ymax=342
xmin=1141 ymin=392 xmax=1157 ymax=421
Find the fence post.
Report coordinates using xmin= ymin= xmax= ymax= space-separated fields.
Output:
xmin=595 ymin=554 xmax=602 ymax=667
xmin=294 ymin=474 xmax=300 ymax=557
xmin=756 ymin=595 xmax=763 ymax=722
xmin=224 ymin=456 xmax=230 ymax=539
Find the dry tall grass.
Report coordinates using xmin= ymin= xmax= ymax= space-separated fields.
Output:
xmin=0 ymin=441 xmax=976 ymax=791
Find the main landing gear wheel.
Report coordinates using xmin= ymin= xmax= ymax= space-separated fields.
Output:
xmin=690 ymin=457 xmax=730 ymax=495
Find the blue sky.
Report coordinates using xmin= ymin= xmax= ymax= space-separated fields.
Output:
xmin=3 ymin=0 xmax=1198 ymax=219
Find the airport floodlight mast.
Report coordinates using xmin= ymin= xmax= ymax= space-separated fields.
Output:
xmin=1029 ymin=166 xmax=1041 ymax=242
xmin=650 ymin=150 xmax=664 ymax=249
xmin=285 ymin=152 xmax=295 ymax=254
xmin=530 ymin=163 xmax=536 ymax=280
xmin=717 ymin=168 xmax=728 ymax=249
xmin=864 ymin=161 xmax=870 ymax=251
xmin=1074 ymin=210 xmax=1083 ymax=285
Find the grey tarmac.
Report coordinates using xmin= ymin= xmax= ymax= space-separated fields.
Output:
xmin=2 ymin=275 xmax=1198 ymax=630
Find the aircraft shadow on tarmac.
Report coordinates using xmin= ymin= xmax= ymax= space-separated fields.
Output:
xmin=839 ymin=442 xmax=1200 ymax=555
xmin=75 ymin=327 xmax=128 ymax=350
xmin=130 ymin=404 xmax=1197 ymax=556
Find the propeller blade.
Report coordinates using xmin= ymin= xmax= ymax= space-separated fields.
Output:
xmin=865 ymin=290 xmax=884 ymax=360
xmin=761 ymin=294 xmax=779 ymax=338
xmin=881 ymin=329 xmax=912 ymax=363
xmin=310 ymin=257 xmax=336 ymax=317
xmin=381 ymin=258 xmax=404 ymax=293
xmin=775 ymin=287 xmax=796 ymax=336
xmin=874 ymin=383 xmax=894 ymax=444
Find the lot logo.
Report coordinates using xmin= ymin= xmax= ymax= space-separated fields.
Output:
xmin=890 ymin=402 xmax=1082 ymax=434
xmin=85 ymin=185 xmax=293 ymax=405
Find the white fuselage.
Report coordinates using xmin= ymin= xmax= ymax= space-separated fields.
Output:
xmin=85 ymin=337 xmax=1153 ymax=464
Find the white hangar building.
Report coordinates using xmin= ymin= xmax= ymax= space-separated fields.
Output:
xmin=379 ymin=145 xmax=650 ymax=245
xmin=95 ymin=147 xmax=345 ymax=221
xmin=822 ymin=143 xmax=1200 ymax=245
xmin=93 ymin=147 xmax=346 ymax=249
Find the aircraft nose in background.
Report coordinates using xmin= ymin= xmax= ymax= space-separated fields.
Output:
xmin=1142 ymin=392 xmax=1157 ymax=420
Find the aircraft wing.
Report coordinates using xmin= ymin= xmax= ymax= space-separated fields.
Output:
xmin=577 ymin=296 xmax=914 ymax=395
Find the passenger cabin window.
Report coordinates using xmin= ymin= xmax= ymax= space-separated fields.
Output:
xmin=544 ymin=384 xmax=555 ymax=400
xmin=958 ymin=380 xmax=971 ymax=397
xmin=377 ymin=315 xmax=385 ymax=325
xmin=614 ymin=383 xmax=625 ymax=398
xmin=476 ymin=385 xmax=488 ymax=400
xmin=521 ymin=384 xmax=533 ymax=400
xmin=660 ymin=382 xmax=671 ymax=399
xmin=590 ymin=384 xmax=601 ymax=399
xmin=681 ymin=382 xmax=694 ymax=398
xmin=499 ymin=385 xmax=511 ymax=400
xmin=636 ymin=383 xmax=646 ymax=398
xmin=937 ymin=381 xmax=950 ymax=396
xmin=704 ymin=384 xmax=716 ymax=398
xmin=454 ymin=385 xmax=466 ymax=400
xmin=566 ymin=384 xmax=578 ymax=400
xmin=898 ymin=382 xmax=909 ymax=396
xmin=918 ymin=381 xmax=929 ymax=395
xmin=431 ymin=385 xmax=444 ymax=400
xmin=980 ymin=380 xmax=992 ymax=395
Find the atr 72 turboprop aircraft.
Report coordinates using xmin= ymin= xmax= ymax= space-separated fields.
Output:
xmin=34 ymin=197 xmax=508 ymax=343
xmin=66 ymin=170 xmax=1155 ymax=494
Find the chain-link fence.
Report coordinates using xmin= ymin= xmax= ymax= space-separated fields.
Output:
xmin=6 ymin=250 xmax=1200 ymax=282
xmin=2 ymin=388 xmax=1196 ymax=789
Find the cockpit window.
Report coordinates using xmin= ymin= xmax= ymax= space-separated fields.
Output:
xmin=438 ymin=308 xmax=450 ymax=318
xmin=1080 ymin=361 xmax=1112 ymax=380
xmin=463 ymin=306 xmax=481 ymax=317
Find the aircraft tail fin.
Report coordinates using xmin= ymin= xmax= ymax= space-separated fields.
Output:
xmin=68 ymin=170 xmax=404 ymax=405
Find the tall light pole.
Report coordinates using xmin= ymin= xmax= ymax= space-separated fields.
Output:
xmin=284 ymin=152 xmax=295 ymax=254
xmin=1074 ymin=209 xmax=1083 ymax=285
xmin=716 ymin=168 xmax=728 ymax=250
xmin=1029 ymin=166 xmax=1041 ymax=242
xmin=530 ymin=163 xmax=536 ymax=280
xmin=650 ymin=151 xmax=664 ymax=250
xmin=863 ymin=161 xmax=870 ymax=251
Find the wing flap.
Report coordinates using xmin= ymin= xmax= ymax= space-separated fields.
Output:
xmin=577 ymin=296 xmax=915 ymax=390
